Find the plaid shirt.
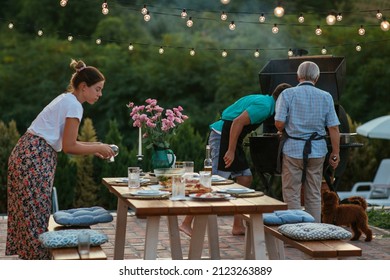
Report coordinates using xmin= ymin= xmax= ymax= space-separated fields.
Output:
xmin=275 ymin=82 xmax=340 ymax=158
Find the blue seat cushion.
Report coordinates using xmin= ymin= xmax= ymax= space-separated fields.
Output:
xmin=39 ymin=229 xmax=108 ymax=248
xmin=53 ymin=206 xmax=113 ymax=226
xmin=278 ymin=223 xmax=352 ymax=241
xmin=263 ymin=210 xmax=315 ymax=225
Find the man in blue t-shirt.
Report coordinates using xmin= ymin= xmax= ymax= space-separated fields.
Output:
xmin=179 ymin=83 xmax=291 ymax=236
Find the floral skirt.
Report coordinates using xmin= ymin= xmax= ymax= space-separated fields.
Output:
xmin=6 ymin=132 xmax=57 ymax=260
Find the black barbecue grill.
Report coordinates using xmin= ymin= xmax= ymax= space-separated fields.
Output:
xmin=248 ymin=55 xmax=363 ymax=196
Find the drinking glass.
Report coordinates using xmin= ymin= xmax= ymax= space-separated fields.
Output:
xmin=170 ymin=175 xmax=186 ymax=200
xmin=128 ymin=167 xmax=140 ymax=189
xmin=199 ymin=171 xmax=212 ymax=188
xmin=182 ymin=161 xmax=194 ymax=173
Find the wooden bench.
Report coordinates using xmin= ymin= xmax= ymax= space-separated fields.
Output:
xmin=48 ymin=216 xmax=107 ymax=260
xmin=241 ymin=214 xmax=362 ymax=259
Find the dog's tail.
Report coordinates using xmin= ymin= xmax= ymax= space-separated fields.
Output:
xmin=340 ymin=196 xmax=368 ymax=210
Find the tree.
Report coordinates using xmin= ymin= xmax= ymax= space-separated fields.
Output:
xmin=73 ymin=118 xmax=100 ymax=208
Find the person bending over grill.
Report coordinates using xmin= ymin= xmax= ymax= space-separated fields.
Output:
xmin=274 ymin=61 xmax=340 ymax=223
xmin=179 ymin=82 xmax=292 ymax=236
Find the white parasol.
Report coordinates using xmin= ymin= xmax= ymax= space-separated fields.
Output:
xmin=356 ymin=115 xmax=390 ymax=140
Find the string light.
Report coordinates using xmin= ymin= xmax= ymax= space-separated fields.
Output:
xmin=287 ymin=49 xmax=293 ymax=57
xmin=221 ymin=11 xmax=227 ymax=21
xmin=321 ymin=46 xmax=327 ymax=54
xmin=259 ymin=13 xmax=266 ymax=23
xmin=358 ymin=25 xmax=365 ymax=35
xmin=337 ymin=13 xmax=343 ymax=21
xmin=37 ymin=29 xmax=43 ymax=36
xmin=221 ymin=49 xmax=228 ymax=57
xmin=376 ymin=10 xmax=383 ymax=20
xmin=141 ymin=5 xmax=148 ymax=15
xmin=254 ymin=49 xmax=260 ymax=57
xmin=181 ymin=9 xmax=187 ymax=19
xmin=102 ymin=1 xmax=109 ymax=15
xmin=159 ymin=46 xmax=164 ymax=54
xmin=356 ymin=44 xmax=362 ymax=52
xmin=67 ymin=35 xmax=73 ymax=41
xmin=128 ymin=43 xmax=134 ymax=51
xmin=272 ymin=24 xmax=279 ymax=34
xmin=298 ymin=13 xmax=305 ymax=23
xmin=144 ymin=11 xmax=151 ymax=22
xmin=190 ymin=48 xmax=195 ymax=56
xmin=221 ymin=0 xmax=230 ymax=4
xmin=8 ymin=22 xmax=14 ymax=29
xmin=59 ymin=0 xmax=68 ymax=7
xmin=229 ymin=21 xmax=236 ymax=30
xmin=315 ymin=25 xmax=322 ymax=35
xmin=96 ymin=38 xmax=102 ymax=45
xmin=326 ymin=13 xmax=336 ymax=25
xmin=186 ymin=17 xmax=193 ymax=27
xmin=380 ymin=19 xmax=390 ymax=31
xmin=274 ymin=5 xmax=285 ymax=18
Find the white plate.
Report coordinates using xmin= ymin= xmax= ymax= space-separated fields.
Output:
xmin=220 ymin=188 xmax=255 ymax=194
xmin=211 ymin=175 xmax=227 ymax=182
xmin=133 ymin=190 xmax=170 ymax=196
xmin=189 ymin=193 xmax=231 ymax=201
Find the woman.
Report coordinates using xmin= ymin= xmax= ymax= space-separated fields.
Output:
xmin=6 ymin=59 xmax=116 ymax=259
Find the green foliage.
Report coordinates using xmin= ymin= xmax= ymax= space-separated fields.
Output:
xmin=367 ymin=208 xmax=390 ymax=230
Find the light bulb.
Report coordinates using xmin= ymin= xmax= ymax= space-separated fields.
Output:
xmin=229 ymin=21 xmax=236 ymax=30
xmin=380 ymin=20 xmax=390 ymax=31
xmin=221 ymin=0 xmax=230 ymax=4
xmin=321 ymin=47 xmax=327 ymax=55
xmin=376 ymin=10 xmax=383 ymax=20
xmin=222 ymin=50 xmax=228 ymax=57
xmin=298 ymin=14 xmax=304 ymax=23
xmin=326 ymin=14 xmax=336 ymax=25
xmin=337 ymin=13 xmax=343 ymax=21
xmin=190 ymin=48 xmax=195 ymax=56
xmin=37 ymin=30 xmax=43 ymax=36
xmin=274 ymin=6 xmax=284 ymax=18
xmin=67 ymin=35 xmax=73 ymax=41
xmin=221 ymin=11 xmax=227 ymax=21
xmin=128 ymin=43 xmax=134 ymax=51
xmin=315 ymin=25 xmax=322 ymax=35
xmin=141 ymin=5 xmax=148 ymax=15
xmin=259 ymin=13 xmax=266 ymax=23
xmin=181 ymin=9 xmax=187 ymax=19
xmin=96 ymin=38 xmax=102 ymax=45
xmin=358 ymin=25 xmax=365 ymax=35
xmin=356 ymin=44 xmax=361 ymax=52
xmin=159 ymin=47 xmax=164 ymax=54
xmin=186 ymin=17 xmax=193 ymax=27
xmin=60 ymin=0 xmax=67 ymax=7
xmin=254 ymin=49 xmax=260 ymax=57
xmin=144 ymin=11 xmax=151 ymax=22
xmin=102 ymin=2 xmax=109 ymax=15
xmin=288 ymin=49 xmax=293 ymax=57
xmin=8 ymin=22 xmax=14 ymax=29
xmin=272 ymin=24 xmax=279 ymax=34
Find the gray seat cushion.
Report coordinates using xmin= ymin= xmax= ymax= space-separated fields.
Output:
xmin=278 ymin=223 xmax=352 ymax=241
xmin=39 ymin=229 xmax=108 ymax=248
xmin=53 ymin=206 xmax=113 ymax=226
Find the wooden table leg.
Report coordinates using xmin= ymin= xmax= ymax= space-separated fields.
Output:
xmin=144 ymin=216 xmax=161 ymax=260
xmin=167 ymin=216 xmax=183 ymax=260
xmin=114 ymin=198 xmax=128 ymax=260
xmin=188 ymin=215 xmax=208 ymax=259
xmin=207 ymin=215 xmax=220 ymax=259
xmin=249 ymin=213 xmax=268 ymax=260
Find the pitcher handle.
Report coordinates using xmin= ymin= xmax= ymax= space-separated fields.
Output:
xmin=166 ymin=149 xmax=175 ymax=167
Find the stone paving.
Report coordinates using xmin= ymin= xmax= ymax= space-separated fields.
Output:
xmin=1 ymin=213 xmax=389 ymax=260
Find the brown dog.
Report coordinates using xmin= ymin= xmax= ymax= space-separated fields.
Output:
xmin=322 ymin=191 xmax=372 ymax=242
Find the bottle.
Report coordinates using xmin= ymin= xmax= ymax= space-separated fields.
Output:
xmin=203 ymin=145 xmax=212 ymax=172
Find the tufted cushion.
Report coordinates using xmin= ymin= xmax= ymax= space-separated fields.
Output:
xmin=39 ymin=229 xmax=108 ymax=248
xmin=278 ymin=223 xmax=352 ymax=241
xmin=53 ymin=206 xmax=113 ymax=226
xmin=263 ymin=210 xmax=315 ymax=225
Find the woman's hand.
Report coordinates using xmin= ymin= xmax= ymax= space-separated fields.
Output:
xmin=223 ymin=150 xmax=235 ymax=168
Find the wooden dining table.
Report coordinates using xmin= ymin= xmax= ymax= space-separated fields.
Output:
xmin=102 ymin=177 xmax=287 ymax=260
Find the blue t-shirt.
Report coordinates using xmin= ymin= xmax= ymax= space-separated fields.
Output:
xmin=210 ymin=94 xmax=275 ymax=132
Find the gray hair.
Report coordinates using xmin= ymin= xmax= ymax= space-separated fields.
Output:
xmin=297 ymin=61 xmax=320 ymax=82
